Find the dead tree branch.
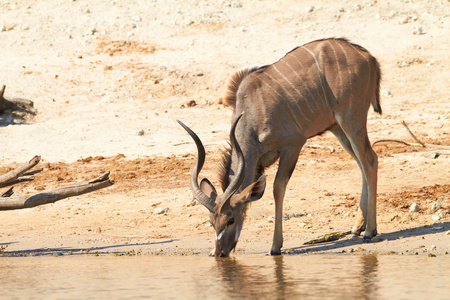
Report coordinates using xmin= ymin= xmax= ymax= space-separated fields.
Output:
xmin=1 ymin=187 xmax=14 ymax=197
xmin=0 ymin=156 xmax=42 ymax=188
xmin=371 ymin=120 xmax=437 ymax=148
xmin=0 ymin=85 xmax=34 ymax=113
xmin=401 ymin=120 xmax=425 ymax=147
xmin=0 ymin=172 xmax=114 ymax=211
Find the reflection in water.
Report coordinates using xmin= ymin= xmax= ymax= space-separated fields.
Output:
xmin=0 ymin=254 xmax=448 ymax=299
xmin=360 ymin=254 xmax=379 ymax=299
xmin=214 ymin=256 xmax=298 ymax=299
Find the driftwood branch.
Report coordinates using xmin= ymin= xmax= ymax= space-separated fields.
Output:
xmin=0 ymin=172 xmax=114 ymax=211
xmin=371 ymin=139 xmax=422 ymax=147
xmin=1 ymin=187 xmax=14 ymax=197
xmin=401 ymin=120 xmax=425 ymax=147
xmin=0 ymin=84 xmax=34 ymax=113
xmin=304 ymin=231 xmax=351 ymax=245
xmin=0 ymin=156 xmax=42 ymax=188
xmin=372 ymin=120 xmax=428 ymax=148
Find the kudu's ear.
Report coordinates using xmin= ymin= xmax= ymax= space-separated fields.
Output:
xmin=200 ymin=178 xmax=217 ymax=201
xmin=234 ymin=175 xmax=266 ymax=206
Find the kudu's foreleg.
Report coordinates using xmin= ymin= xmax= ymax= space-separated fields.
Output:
xmin=271 ymin=146 xmax=303 ymax=255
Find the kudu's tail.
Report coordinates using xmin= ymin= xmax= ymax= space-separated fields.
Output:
xmin=372 ymin=58 xmax=382 ymax=115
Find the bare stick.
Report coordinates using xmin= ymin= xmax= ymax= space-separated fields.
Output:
xmin=402 ymin=120 xmax=425 ymax=147
xmin=0 ymin=84 xmax=34 ymax=113
xmin=1 ymin=187 xmax=14 ymax=197
xmin=0 ymin=156 xmax=41 ymax=188
xmin=0 ymin=84 xmax=5 ymax=99
xmin=0 ymin=172 xmax=114 ymax=211
xmin=304 ymin=231 xmax=352 ymax=245
xmin=371 ymin=139 xmax=421 ymax=148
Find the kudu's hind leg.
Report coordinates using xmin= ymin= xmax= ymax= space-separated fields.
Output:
xmin=271 ymin=146 xmax=303 ymax=255
xmin=338 ymin=125 xmax=378 ymax=241
xmin=331 ymin=127 xmax=368 ymax=236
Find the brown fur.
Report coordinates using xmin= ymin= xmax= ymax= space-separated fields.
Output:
xmin=221 ymin=38 xmax=382 ymax=114
xmin=221 ymin=66 xmax=261 ymax=108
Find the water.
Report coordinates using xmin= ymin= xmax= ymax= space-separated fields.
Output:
xmin=0 ymin=254 xmax=449 ymax=299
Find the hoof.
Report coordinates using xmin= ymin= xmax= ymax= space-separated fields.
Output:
xmin=270 ymin=249 xmax=282 ymax=256
xmin=362 ymin=229 xmax=378 ymax=243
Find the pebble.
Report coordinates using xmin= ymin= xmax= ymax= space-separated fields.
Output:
xmin=154 ymin=207 xmax=170 ymax=215
xmin=230 ymin=1 xmax=242 ymax=8
xmin=267 ymin=216 xmax=275 ymax=223
xmin=186 ymin=199 xmax=197 ymax=207
xmin=446 ymin=230 xmax=450 ymax=235
xmin=306 ymin=6 xmax=314 ymax=13
xmin=431 ymin=214 xmax=440 ymax=221
xmin=436 ymin=209 xmax=445 ymax=218
xmin=431 ymin=201 xmax=442 ymax=211
xmin=412 ymin=26 xmax=423 ymax=35
xmin=371 ymin=236 xmax=381 ymax=242
xmin=429 ymin=152 xmax=440 ymax=159
xmin=381 ymin=89 xmax=391 ymax=96
xmin=409 ymin=202 xmax=420 ymax=212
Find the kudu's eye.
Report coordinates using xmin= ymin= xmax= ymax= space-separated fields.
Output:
xmin=227 ymin=217 xmax=235 ymax=226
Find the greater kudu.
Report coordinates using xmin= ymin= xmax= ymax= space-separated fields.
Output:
xmin=179 ymin=38 xmax=381 ymax=256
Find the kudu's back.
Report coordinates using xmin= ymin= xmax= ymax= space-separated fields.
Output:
xmin=224 ymin=38 xmax=381 ymax=140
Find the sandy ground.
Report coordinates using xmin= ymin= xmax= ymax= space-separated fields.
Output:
xmin=0 ymin=0 xmax=449 ymax=257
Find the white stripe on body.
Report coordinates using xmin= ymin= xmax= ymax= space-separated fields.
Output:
xmin=262 ymin=72 xmax=313 ymax=124
xmin=300 ymin=46 xmax=329 ymax=108
xmin=259 ymin=76 xmax=307 ymax=132
xmin=335 ymin=40 xmax=353 ymax=89
xmin=326 ymin=40 xmax=343 ymax=91
xmin=290 ymin=49 xmax=327 ymax=108
xmin=279 ymin=59 xmax=320 ymax=111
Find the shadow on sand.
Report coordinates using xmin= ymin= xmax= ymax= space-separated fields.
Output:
xmin=0 ymin=239 xmax=179 ymax=257
xmin=284 ymin=222 xmax=449 ymax=254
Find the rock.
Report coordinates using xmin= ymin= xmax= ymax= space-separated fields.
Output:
xmin=381 ymin=89 xmax=391 ymax=96
xmin=429 ymin=152 xmax=440 ymax=159
xmin=436 ymin=209 xmax=446 ymax=218
xmin=306 ymin=6 xmax=314 ymax=13
xmin=186 ymin=199 xmax=197 ymax=207
xmin=298 ymin=222 xmax=307 ymax=227
xmin=267 ymin=216 xmax=275 ymax=223
xmin=431 ymin=201 xmax=442 ymax=211
xmin=289 ymin=213 xmax=305 ymax=218
xmin=399 ymin=16 xmax=412 ymax=24
xmin=412 ymin=26 xmax=423 ymax=35
xmin=230 ymin=1 xmax=242 ymax=8
xmin=154 ymin=207 xmax=170 ymax=215
xmin=431 ymin=214 xmax=440 ymax=221
xmin=371 ymin=236 xmax=381 ymax=242
xmin=446 ymin=230 xmax=450 ymax=235
xmin=410 ymin=202 xmax=420 ymax=212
